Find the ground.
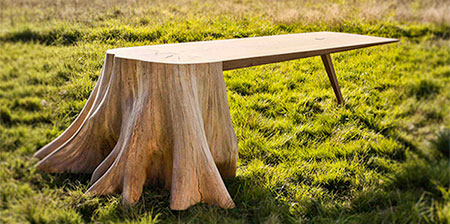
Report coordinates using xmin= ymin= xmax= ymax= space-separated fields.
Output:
xmin=0 ymin=0 xmax=449 ymax=223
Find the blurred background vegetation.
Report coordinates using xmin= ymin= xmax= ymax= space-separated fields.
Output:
xmin=0 ymin=0 xmax=449 ymax=223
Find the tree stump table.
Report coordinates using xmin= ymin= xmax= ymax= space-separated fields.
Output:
xmin=34 ymin=32 xmax=397 ymax=210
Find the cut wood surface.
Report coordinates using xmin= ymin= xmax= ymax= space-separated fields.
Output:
xmin=34 ymin=32 xmax=398 ymax=210
xmin=108 ymin=32 xmax=398 ymax=70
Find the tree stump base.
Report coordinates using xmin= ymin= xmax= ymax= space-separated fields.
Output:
xmin=34 ymin=53 xmax=239 ymax=210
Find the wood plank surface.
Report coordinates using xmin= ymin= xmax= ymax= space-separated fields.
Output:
xmin=108 ymin=32 xmax=398 ymax=70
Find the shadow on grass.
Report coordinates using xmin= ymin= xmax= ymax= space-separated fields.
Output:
xmin=30 ymin=128 xmax=448 ymax=223
xmin=32 ymin=169 xmax=294 ymax=222
xmin=43 ymin=173 xmax=91 ymax=189
xmin=122 ymin=176 xmax=297 ymax=223
xmin=32 ymin=153 xmax=448 ymax=223
xmin=1 ymin=28 xmax=82 ymax=46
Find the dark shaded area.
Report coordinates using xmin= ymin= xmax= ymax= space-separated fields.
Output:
xmin=1 ymin=22 xmax=449 ymax=46
xmin=431 ymin=128 xmax=450 ymax=159
xmin=408 ymin=79 xmax=442 ymax=99
xmin=1 ymin=28 xmax=83 ymax=45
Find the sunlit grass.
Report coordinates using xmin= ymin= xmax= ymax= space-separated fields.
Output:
xmin=0 ymin=0 xmax=449 ymax=223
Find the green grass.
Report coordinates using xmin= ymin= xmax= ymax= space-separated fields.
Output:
xmin=1 ymin=0 xmax=449 ymax=223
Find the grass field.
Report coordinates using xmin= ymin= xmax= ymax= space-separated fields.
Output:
xmin=1 ymin=0 xmax=449 ymax=223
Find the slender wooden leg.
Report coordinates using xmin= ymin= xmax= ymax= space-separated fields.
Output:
xmin=320 ymin=54 xmax=344 ymax=105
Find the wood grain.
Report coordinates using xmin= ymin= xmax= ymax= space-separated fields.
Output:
xmin=35 ymin=56 xmax=238 ymax=210
xmin=107 ymin=32 xmax=398 ymax=69
xmin=34 ymin=32 xmax=397 ymax=210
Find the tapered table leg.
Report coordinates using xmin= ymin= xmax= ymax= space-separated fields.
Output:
xmin=321 ymin=54 xmax=344 ymax=105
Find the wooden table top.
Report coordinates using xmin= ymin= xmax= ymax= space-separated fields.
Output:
xmin=107 ymin=32 xmax=398 ymax=70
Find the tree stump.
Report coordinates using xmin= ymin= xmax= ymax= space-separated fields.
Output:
xmin=34 ymin=53 xmax=239 ymax=210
